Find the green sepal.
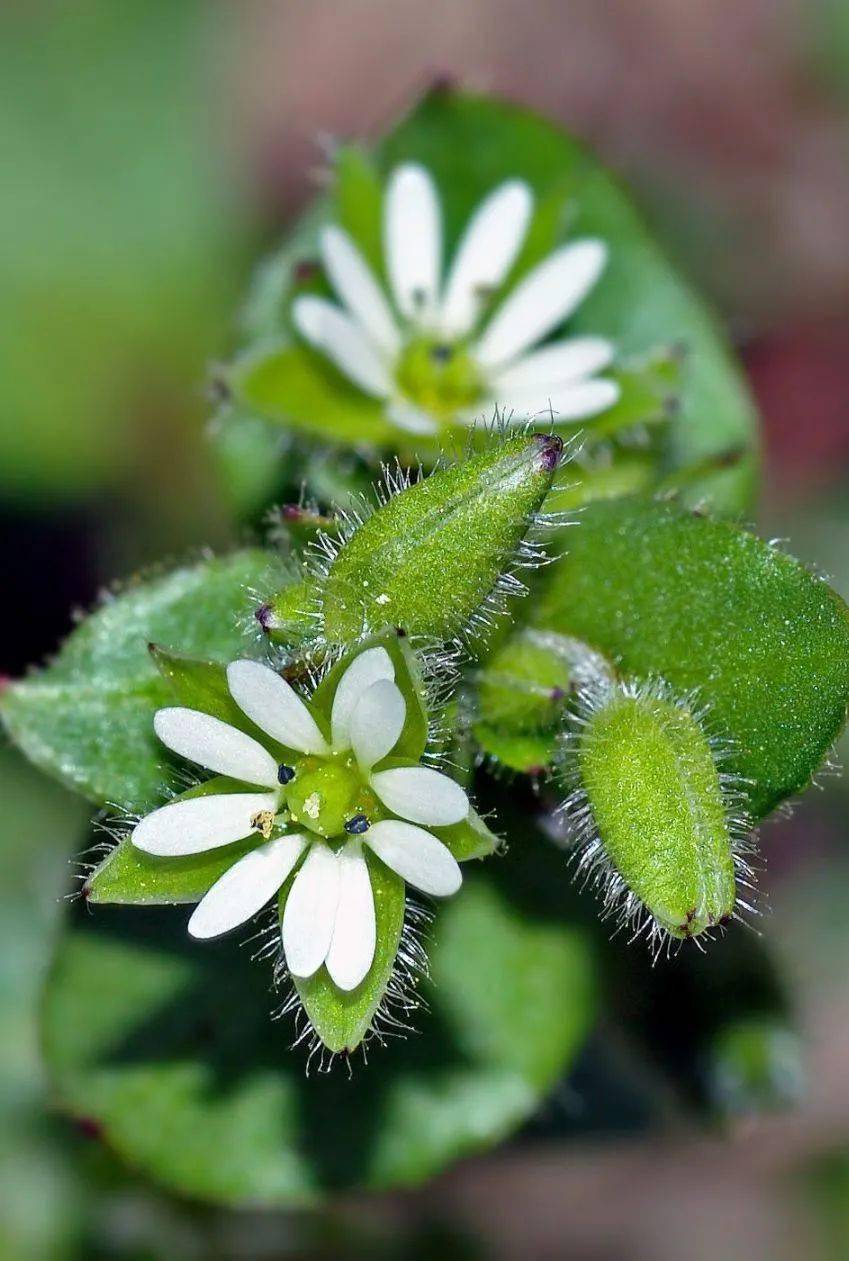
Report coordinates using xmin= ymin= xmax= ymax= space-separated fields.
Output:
xmin=150 ymin=646 xmax=247 ymax=730
xmin=0 ymin=550 xmax=289 ymax=812
xmin=282 ymin=848 xmax=405 ymax=1054
xmin=310 ymin=631 xmax=429 ymax=760
xmin=228 ymin=343 xmax=403 ymax=449
xmin=583 ymin=344 xmax=682 ymax=441
xmin=534 ymin=497 xmax=849 ymax=819
xmin=437 ymin=807 xmax=499 ymax=862
xmin=474 ymin=628 xmax=615 ymax=773
xmin=85 ymin=778 xmax=266 ymax=906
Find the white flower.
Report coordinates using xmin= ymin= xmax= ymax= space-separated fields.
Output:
xmin=131 ymin=646 xmax=468 ymax=992
xmin=292 ymin=163 xmax=619 ymax=436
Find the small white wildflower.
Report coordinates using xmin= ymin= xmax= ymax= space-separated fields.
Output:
xmin=292 ymin=163 xmax=619 ymax=435
xmin=131 ymin=646 xmax=467 ymax=992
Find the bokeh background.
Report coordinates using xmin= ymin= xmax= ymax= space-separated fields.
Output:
xmin=2 ymin=2 xmax=849 ymax=1257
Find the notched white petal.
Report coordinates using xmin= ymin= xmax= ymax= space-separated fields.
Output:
xmin=132 ymin=791 xmax=278 ymax=857
xmin=475 ymin=239 xmax=608 ymax=369
xmin=385 ymin=163 xmax=441 ymax=323
xmin=349 ymin=679 xmax=406 ymax=771
xmin=370 ymin=766 xmax=469 ymax=826
xmin=227 ymin=660 xmax=329 ymax=756
xmin=282 ymin=841 xmax=340 ymax=979
xmin=330 ymin=646 xmax=395 ymax=750
xmin=188 ymin=834 xmax=307 ymax=939
xmin=366 ymin=820 xmax=462 ymax=897
xmin=292 ymin=295 xmax=392 ymax=396
xmin=320 ymin=225 xmax=400 ymax=357
xmin=496 ymin=377 xmax=621 ymax=422
xmin=325 ymin=841 xmax=376 ymax=991
xmin=440 ymin=180 xmax=533 ymax=336
xmin=489 ymin=336 xmax=615 ymax=392
xmin=153 ymin=707 xmax=279 ymax=787
xmin=385 ymin=399 xmax=440 ymax=435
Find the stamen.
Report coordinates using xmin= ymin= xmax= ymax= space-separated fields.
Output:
xmin=344 ymin=814 xmax=370 ymax=835
xmin=277 ymin=764 xmax=295 ymax=785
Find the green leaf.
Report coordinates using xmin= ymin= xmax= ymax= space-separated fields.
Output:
xmin=230 ymin=343 xmax=403 ymax=448
xmin=42 ymin=844 xmax=596 ymax=1204
xmin=310 ymin=631 xmax=429 ymax=760
xmin=223 ymin=88 xmax=759 ymax=516
xmin=332 ymin=146 xmax=384 ymax=277
xmin=85 ymin=779 xmax=265 ymax=906
xmin=1 ymin=551 xmax=290 ymax=812
xmin=532 ymin=497 xmax=849 ymax=819
xmin=287 ymin=850 xmax=405 ymax=1055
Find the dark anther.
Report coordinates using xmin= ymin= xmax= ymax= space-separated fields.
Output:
xmin=277 ymin=764 xmax=295 ymax=785
xmin=430 ymin=343 xmax=453 ymax=364
xmin=344 ymin=814 xmax=370 ymax=835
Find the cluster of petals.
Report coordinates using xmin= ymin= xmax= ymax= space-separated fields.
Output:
xmin=132 ymin=647 xmax=468 ymax=991
xmin=292 ymin=162 xmax=619 ymax=435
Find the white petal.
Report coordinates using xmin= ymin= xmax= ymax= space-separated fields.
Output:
xmin=132 ymin=791 xmax=278 ymax=857
xmin=227 ymin=660 xmax=329 ymax=756
xmin=330 ymin=646 xmax=395 ymax=750
xmin=474 ymin=240 xmax=608 ymax=369
xmin=493 ymin=377 xmax=621 ymax=422
xmin=349 ymin=679 xmax=406 ymax=771
xmin=324 ymin=840 xmax=376 ymax=991
xmin=385 ymin=400 xmax=440 ymax=435
xmin=370 ymin=766 xmax=469 ymax=826
xmin=365 ymin=820 xmax=462 ymax=897
xmin=292 ymin=296 xmax=392 ymax=396
xmin=153 ymin=708 xmax=279 ymax=787
xmin=188 ymin=834 xmax=307 ymax=939
xmin=384 ymin=163 xmax=441 ymax=323
xmin=282 ymin=841 xmax=341 ymax=979
xmin=440 ymin=181 xmax=533 ymax=337
xmin=489 ymin=336 xmax=615 ymax=392
xmin=319 ymin=225 xmax=400 ymax=357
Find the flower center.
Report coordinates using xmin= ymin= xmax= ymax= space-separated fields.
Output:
xmin=283 ymin=754 xmax=378 ymax=840
xmin=394 ymin=336 xmax=482 ymax=421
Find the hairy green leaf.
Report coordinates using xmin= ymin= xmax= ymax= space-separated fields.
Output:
xmin=533 ymin=498 xmax=849 ymax=818
xmin=1 ymin=552 xmax=288 ymax=811
xmin=42 ymin=846 xmax=596 ymax=1203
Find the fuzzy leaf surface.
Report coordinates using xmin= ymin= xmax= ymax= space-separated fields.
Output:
xmin=533 ymin=498 xmax=849 ymax=819
xmin=1 ymin=552 xmax=289 ymax=812
xmin=42 ymin=842 xmax=596 ymax=1204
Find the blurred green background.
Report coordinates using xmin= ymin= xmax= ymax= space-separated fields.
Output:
xmin=3 ymin=1 xmax=849 ymax=1257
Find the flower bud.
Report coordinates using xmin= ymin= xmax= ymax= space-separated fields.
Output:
xmin=558 ymin=679 xmax=747 ymax=945
xmin=262 ymin=432 xmax=562 ymax=648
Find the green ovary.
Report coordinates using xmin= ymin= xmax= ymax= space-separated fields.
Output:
xmin=283 ymin=754 xmax=379 ymax=839
xmin=394 ymin=336 xmax=483 ymax=422
xmin=578 ymin=692 xmax=737 ymax=939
